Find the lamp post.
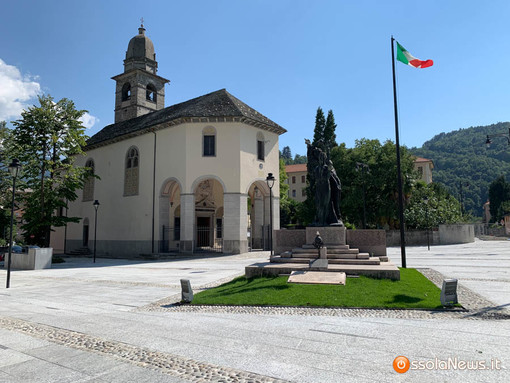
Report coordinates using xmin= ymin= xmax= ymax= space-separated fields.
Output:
xmin=266 ymin=173 xmax=275 ymax=257
xmin=356 ymin=162 xmax=370 ymax=229
xmin=93 ymin=200 xmax=100 ymax=263
xmin=486 ymin=127 xmax=510 ymax=148
xmin=423 ymin=197 xmax=430 ymax=251
xmin=6 ymin=159 xmax=21 ymax=289
xmin=458 ymin=181 xmax=469 ymax=217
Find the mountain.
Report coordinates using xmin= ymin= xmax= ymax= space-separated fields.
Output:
xmin=411 ymin=122 xmax=510 ymax=217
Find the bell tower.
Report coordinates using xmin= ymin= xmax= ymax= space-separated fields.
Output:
xmin=112 ymin=23 xmax=170 ymax=123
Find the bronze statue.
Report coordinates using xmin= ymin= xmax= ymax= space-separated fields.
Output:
xmin=306 ymin=139 xmax=343 ymax=226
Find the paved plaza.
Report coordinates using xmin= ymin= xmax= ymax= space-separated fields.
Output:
xmin=0 ymin=239 xmax=509 ymax=382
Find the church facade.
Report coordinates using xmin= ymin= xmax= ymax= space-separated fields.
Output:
xmin=60 ymin=25 xmax=285 ymax=257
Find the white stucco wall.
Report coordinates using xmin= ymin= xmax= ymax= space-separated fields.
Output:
xmin=65 ymin=120 xmax=281 ymax=255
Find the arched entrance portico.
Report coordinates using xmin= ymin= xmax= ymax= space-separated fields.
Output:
xmin=82 ymin=217 xmax=90 ymax=247
xmin=193 ymin=178 xmax=224 ymax=252
xmin=159 ymin=178 xmax=182 ymax=252
xmin=247 ymin=181 xmax=271 ymax=250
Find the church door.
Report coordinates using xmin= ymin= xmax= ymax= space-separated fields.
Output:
xmin=196 ymin=216 xmax=210 ymax=247
xmin=83 ymin=225 xmax=89 ymax=247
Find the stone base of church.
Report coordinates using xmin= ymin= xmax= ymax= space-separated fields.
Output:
xmin=223 ymin=239 xmax=248 ymax=254
xmin=251 ymin=238 xmax=263 ymax=250
xmin=179 ymin=240 xmax=194 ymax=253
xmin=66 ymin=238 xmax=250 ymax=257
xmin=65 ymin=239 xmax=153 ymax=258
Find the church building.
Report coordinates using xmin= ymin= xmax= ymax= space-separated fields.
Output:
xmin=60 ymin=25 xmax=285 ymax=256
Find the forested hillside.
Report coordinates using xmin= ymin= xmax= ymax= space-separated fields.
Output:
xmin=411 ymin=122 xmax=510 ymax=217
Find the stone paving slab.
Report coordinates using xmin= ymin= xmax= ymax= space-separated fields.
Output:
xmin=0 ymin=316 xmax=289 ymax=383
xmin=388 ymin=239 xmax=510 ymax=306
xmin=288 ymin=271 xmax=346 ymax=285
xmin=0 ymin=244 xmax=509 ymax=382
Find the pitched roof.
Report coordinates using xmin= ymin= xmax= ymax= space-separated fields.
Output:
xmin=86 ymin=89 xmax=286 ymax=149
xmin=285 ymin=164 xmax=307 ymax=173
xmin=414 ymin=157 xmax=433 ymax=163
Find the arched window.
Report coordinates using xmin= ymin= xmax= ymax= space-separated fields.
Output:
xmin=121 ymin=83 xmax=131 ymax=101
xmin=202 ymin=126 xmax=216 ymax=157
xmin=82 ymin=159 xmax=95 ymax=201
xmin=124 ymin=146 xmax=139 ymax=196
xmin=257 ymin=132 xmax=265 ymax=161
xmin=146 ymin=83 xmax=157 ymax=102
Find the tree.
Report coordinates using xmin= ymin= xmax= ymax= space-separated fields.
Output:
xmin=279 ymin=158 xmax=289 ymax=201
xmin=312 ymin=107 xmax=326 ymax=149
xmin=323 ymin=109 xmax=338 ymax=151
xmin=331 ymin=138 xmax=417 ymax=229
xmin=279 ymin=158 xmax=294 ymax=226
xmin=488 ymin=175 xmax=510 ymax=223
xmin=292 ymin=153 xmax=307 ymax=164
xmin=281 ymin=146 xmax=292 ymax=163
xmin=411 ymin=122 xmax=510 ymax=217
xmin=6 ymin=95 xmax=92 ymax=246
xmin=404 ymin=182 xmax=462 ymax=229
xmin=313 ymin=107 xmax=338 ymax=154
xmin=0 ymin=121 xmax=13 ymax=241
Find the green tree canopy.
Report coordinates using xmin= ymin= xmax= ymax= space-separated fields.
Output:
xmin=6 ymin=95 xmax=92 ymax=246
xmin=0 ymin=121 xmax=13 ymax=240
xmin=331 ymin=138 xmax=417 ymax=229
xmin=488 ymin=175 xmax=510 ymax=223
xmin=312 ymin=107 xmax=326 ymax=149
xmin=404 ymin=182 xmax=462 ymax=229
xmin=411 ymin=122 xmax=510 ymax=217
xmin=281 ymin=146 xmax=292 ymax=162
xmin=323 ymin=109 xmax=337 ymax=151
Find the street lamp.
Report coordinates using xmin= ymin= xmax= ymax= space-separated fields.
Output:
xmin=423 ymin=196 xmax=430 ymax=251
xmin=486 ymin=127 xmax=510 ymax=148
xmin=356 ymin=162 xmax=370 ymax=229
xmin=266 ymin=173 xmax=275 ymax=257
xmin=459 ymin=181 xmax=469 ymax=217
xmin=6 ymin=159 xmax=21 ymax=289
xmin=93 ymin=200 xmax=100 ymax=263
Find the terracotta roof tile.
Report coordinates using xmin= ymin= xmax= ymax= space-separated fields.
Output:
xmin=86 ymin=89 xmax=286 ymax=148
xmin=285 ymin=164 xmax=307 ymax=173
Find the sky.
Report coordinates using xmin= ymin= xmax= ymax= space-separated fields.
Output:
xmin=2 ymin=0 xmax=510 ymax=156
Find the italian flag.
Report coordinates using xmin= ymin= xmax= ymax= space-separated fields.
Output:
xmin=396 ymin=42 xmax=433 ymax=68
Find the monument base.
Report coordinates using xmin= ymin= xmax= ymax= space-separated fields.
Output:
xmin=306 ymin=226 xmax=346 ymax=245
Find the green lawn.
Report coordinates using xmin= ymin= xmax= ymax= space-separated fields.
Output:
xmin=192 ymin=268 xmax=446 ymax=309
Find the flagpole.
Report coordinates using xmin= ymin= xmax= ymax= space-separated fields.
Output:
xmin=391 ymin=36 xmax=407 ymax=269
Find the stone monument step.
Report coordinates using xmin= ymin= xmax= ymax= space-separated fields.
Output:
xmin=290 ymin=251 xmax=367 ymax=259
xmin=301 ymin=244 xmax=350 ymax=250
xmin=292 ymin=248 xmax=360 ymax=255
xmin=271 ymin=256 xmax=380 ymax=265
xmin=246 ymin=261 xmax=400 ymax=280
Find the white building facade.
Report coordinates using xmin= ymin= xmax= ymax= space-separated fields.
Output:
xmin=61 ymin=25 xmax=285 ymax=256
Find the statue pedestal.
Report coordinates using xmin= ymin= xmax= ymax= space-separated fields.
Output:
xmin=306 ymin=226 xmax=346 ymax=245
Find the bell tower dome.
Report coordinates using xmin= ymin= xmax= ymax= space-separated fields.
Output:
xmin=112 ymin=23 xmax=170 ymax=123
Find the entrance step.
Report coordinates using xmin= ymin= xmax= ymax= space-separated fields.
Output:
xmin=68 ymin=247 xmax=91 ymax=256
xmin=271 ymin=256 xmax=381 ymax=265
xmin=247 ymin=261 xmax=400 ymax=280
xmin=292 ymin=248 xmax=360 ymax=255
xmin=289 ymin=251 xmax=369 ymax=260
xmin=301 ymin=244 xmax=350 ymax=250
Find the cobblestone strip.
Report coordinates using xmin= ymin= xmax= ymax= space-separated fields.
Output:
xmin=135 ymin=272 xmax=245 ymax=312
xmin=0 ymin=316 xmax=289 ymax=383
xmin=140 ymin=269 xmax=510 ymax=321
xmin=417 ymin=268 xmax=510 ymax=318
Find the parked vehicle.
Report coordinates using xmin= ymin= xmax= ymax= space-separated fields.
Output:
xmin=22 ymin=245 xmax=40 ymax=253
